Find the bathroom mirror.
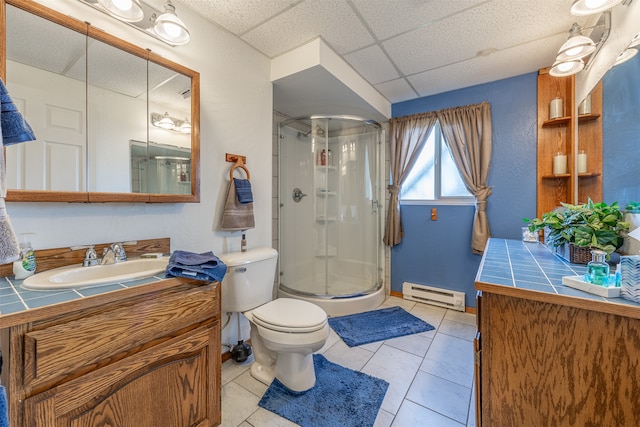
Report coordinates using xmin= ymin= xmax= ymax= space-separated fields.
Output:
xmin=1 ymin=0 xmax=200 ymax=203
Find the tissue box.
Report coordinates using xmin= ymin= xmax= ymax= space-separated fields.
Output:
xmin=562 ymin=276 xmax=620 ymax=298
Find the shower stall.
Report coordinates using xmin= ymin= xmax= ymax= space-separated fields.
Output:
xmin=278 ymin=116 xmax=385 ymax=316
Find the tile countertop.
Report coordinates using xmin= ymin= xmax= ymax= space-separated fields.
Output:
xmin=0 ymin=273 xmax=167 ymax=316
xmin=476 ymin=238 xmax=640 ymax=316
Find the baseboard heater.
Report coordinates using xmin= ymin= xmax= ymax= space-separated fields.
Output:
xmin=402 ymin=282 xmax=465 ymax=312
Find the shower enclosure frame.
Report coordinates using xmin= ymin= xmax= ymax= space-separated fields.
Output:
xmin=277 ymin=115 xmax=386 ymax=316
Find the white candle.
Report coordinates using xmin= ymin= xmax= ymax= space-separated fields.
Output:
xmin=550 ymin=98 xmax=563 ymax=119
xmin=553 ymin=153 xmax=567 ymax=175
xmin=578 ymin=151 xmax=587 ymax=173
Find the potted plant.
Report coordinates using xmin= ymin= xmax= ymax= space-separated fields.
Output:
xmin=524 ymin=199 xmax=630 ymax=263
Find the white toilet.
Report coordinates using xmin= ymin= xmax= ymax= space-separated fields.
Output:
xmin=219 ymin=247 xmax=329 ymax=392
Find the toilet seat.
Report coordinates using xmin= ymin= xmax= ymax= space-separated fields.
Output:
xmin=251 ymin=298 xmax=327 ymax=333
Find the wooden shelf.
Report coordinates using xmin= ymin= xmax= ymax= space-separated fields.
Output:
xmin=541 ymin=113 xmax=601 ymax=128
xmin=536 ymin=69 xmax=603 ymax=217
xmin=541 ymin=172 xmax=601 ymax=179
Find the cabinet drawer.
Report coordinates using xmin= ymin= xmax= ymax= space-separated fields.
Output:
xmin=23 ymin=282 xmax=219 ymax=389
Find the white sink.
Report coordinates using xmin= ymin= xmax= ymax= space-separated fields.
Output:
xmin=21 ymin=258 xmax=169 ymax=290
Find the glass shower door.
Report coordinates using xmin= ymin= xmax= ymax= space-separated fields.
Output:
xmin=278 ymin=116 xmax=381 ymax=298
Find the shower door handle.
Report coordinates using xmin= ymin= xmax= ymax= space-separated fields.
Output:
xmin=292 ymin=188 xmax=307 ymax=203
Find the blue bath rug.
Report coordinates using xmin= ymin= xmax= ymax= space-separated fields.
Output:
xmin=328 ymin=306 xmax=435 ymax=347
xmin=258 ymin=354 xmax=388 ymax=427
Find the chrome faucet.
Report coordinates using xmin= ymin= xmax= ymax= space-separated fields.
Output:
xmin=102 ymin=243 xmax=127 ymax=265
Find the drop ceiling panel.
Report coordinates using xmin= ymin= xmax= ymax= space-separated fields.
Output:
xmin=351 ymin=0 xmax=486 ymax=41
xmin=241 ymin=0 xmax=375 ymax=57
xmin=180 ymin=0 xmax=300 ymax=35
xmin=344 ymin=45 xmax=400 ymax=84
xmin=407 ymin=35 xmax=568 ymax=98
xmin=374 ymin=78 xmax=419 ymax=104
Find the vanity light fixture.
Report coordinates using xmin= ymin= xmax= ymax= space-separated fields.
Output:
xmin=179 ymin=117 xmax=192 ymax=134
xmin=97 ymin=0 xmax=144 ymax=23
xmin=153 ymin=112 xmax=175 ymax=129
xmin=550 ymin=58 xmax=585 ymax=77
xmin=549 ymin=12 xmax=612 ymax=77
xmin=79 ymin=0 xmax=190 ymax=46
xmin=151 ymin=113 xmax=191 ymax=134
xmin=556 ymin=23 xmax=596 ymax=61
xmin=153 ymin=1 xmax=190 ymax=46
xmin=614 ymin=47 xmax=638 ymax=66
xmin=570 ymin=0 xmax=623 ymax=15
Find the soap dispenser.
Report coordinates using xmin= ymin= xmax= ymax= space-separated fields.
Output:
xmin=13 ymin=233 xmax=36 ymax=279
xmin=586 ymin=249 xmax=609 ymax=286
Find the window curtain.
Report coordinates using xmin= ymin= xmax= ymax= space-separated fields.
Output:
xmin=437 ymin=102 xmax=493 ymax=254
xmin=383 ymin=112 xmax=437 ymax=247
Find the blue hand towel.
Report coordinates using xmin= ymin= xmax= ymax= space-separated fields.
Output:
xmin=234 ymin=178 xmax=253 ymax=204
xmin=0 ymin=78 xmax=36 ymax=145
xmin=165 ymin=250 xmax=227 ymax=282
xmin=0 ymin=384 xmax=8 ymax=427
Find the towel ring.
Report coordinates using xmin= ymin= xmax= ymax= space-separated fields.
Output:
xmin=229 ymin=163 xmax=250 ymax=180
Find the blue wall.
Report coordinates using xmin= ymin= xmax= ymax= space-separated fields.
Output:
xmin=602 ymin=52 xmax=640 ymax=205
xmin=390 ymin=73 xmax=538 ymax=308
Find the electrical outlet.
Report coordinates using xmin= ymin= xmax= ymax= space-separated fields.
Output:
xmin=431 ymin=208 xmax=437 ymax=221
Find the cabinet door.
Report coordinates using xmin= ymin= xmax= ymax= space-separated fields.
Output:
xmin=22 ymin=325 xmax=220 ymax=427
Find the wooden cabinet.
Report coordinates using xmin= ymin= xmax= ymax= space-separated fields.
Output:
xmin=3 ymin=279 xmax=221 ymax=427
xmin=537 ymin=68 xmax=603 ymax=217
xmin=476 ymin=290 xmax=640 ymax=426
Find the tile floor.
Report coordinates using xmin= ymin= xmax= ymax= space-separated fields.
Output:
xmin=221 ymin=296 xmax=477 ymax=427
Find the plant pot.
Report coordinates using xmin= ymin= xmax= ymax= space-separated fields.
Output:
xmin=555 ymin=243 xmax=591 ymax=264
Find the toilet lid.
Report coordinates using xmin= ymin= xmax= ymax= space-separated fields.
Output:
xmin=252 ymin=298 xmax=327 ymax=333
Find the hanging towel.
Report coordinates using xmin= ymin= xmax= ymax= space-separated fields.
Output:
xmin=234 ymin=178 xmax=253 ymax=204
xmin=1 ymin=78 xmax=36 ymax=145
xmin=221 ymin=179 xmax=255 ymax=230
xmin=165 ymin=250 xmax=227 ymax=282
xmin=0 ymin=384 xmax=8 ymax=427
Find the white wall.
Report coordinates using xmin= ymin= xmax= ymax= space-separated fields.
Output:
xmin=8 ymin=0 xmax=274 ymax=257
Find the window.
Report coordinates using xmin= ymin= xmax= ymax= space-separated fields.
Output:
xmin=399 ymin=121 xmax=472 ymax=203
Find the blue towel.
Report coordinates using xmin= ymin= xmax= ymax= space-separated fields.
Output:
xmin=165 ymin=250 xmax=227 ymax=282
xmin=0 ymin=384 xmax=8 ymax=427
xmin=234 ymin=178 xmax=253 ymax=204
xmin=1 ymin=78 xmax=36 ymax=145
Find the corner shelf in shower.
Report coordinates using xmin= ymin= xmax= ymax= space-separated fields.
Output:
xmin=315 ymin=216 xmax=336 ymax=223
xmin=315 ymin=165 xmax=337 ymax=171
xmin=315 ymin=247 xmax=337 ymax=257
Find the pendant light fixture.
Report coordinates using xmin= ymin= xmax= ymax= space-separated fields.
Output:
xmin=97 ymin=0 xmax=144 ymax=23
xmin=570 ymin=0 xmax=623 ymax=16
xmin=153 ymin=1 xmax=190 ymax=46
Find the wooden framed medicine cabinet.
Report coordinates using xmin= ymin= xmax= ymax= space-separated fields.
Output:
xmin=1 ymin=0 xmax=200 ymax=203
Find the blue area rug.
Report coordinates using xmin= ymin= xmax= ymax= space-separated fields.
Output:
xmin=259 ymin=354 xmax=388 ymax=427
xmin=328 ymin=306 xmax=435 ymax=347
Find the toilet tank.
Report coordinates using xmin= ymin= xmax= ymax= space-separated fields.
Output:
xmin=219 ymin=247 xmax=278 ymax=313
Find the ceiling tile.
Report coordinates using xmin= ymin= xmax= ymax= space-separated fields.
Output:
xmin=344 ymin=45 xmax=400 ymax=84
xmin=351 ymin=0 xmax=485 ymax=41
xmin=180 ymin=0 xmax=300 ymax=35
xmin=375 ymin=78 xmax=419 ymax=104
xmin=407 ymin=34 xmax=568 ymax=98
xmin=240 ymin=0 xmax=375 ymax=57
xmin=383 ymin=0 xmax=587 ymax=76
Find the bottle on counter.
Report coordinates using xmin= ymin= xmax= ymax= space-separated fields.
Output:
xmin=13 ymin=234 xmax=36 ymax=279
xmin=586 ymin=249 xmax=609 ymax=286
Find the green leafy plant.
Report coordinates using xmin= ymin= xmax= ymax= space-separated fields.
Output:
xmin=524 ymin=199 xmax=630 ymax=254
xmin=626 ymin=201 xmax=640 ymax=213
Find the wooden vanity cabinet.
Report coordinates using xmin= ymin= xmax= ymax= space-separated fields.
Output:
xmin=3 ymin=279 xmax=221 ymax=427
